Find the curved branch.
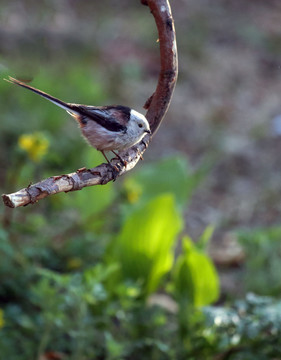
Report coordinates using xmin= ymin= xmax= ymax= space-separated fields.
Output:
xmin=143 ymin=0 xmax=178 ymax=134
xmin=2 ymin=0 xmax=178 ymax=208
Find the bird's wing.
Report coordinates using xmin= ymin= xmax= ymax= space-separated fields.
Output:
xmin=72 ymin=106 xmax=127 ymax=132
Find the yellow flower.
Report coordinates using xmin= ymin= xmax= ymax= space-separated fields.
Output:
xmin=67 ymin=257 xmax=82 ymax=270
xmin=18 ymin=132 xmax=49 ymax=162
xmin=124 ymin=179 xmax=143 ymax=204
xmin=0 ymin=309 xmax=4 ymax=329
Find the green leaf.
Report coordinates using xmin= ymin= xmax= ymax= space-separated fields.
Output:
xmin=197 ymin=225 xmax=215 ymax=250
xmin=172 ymin=236 xmax=219 ymax=306
xmin=111 ymin=194 xmax=183 ymax=295
xmin=105 ymin=331 xmax=124 ymax=359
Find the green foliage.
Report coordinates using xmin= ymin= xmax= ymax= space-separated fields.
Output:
xmin=238 ymin=226 xmax=281 ymax=296
xmin=1 ymin=37 xmax=281 ymax=359
xmin=2 ymin=135 xmax=281 ymax=359
xmin=0 ymin=134 xmax=222 ymax=359
xmin=204 ymin=293 xmax=281 ymax=359
xmin=1 ymin=175 xmax=281 ymax=360
xmin=110 ymin=194 xmax=183 ymax=295
xmin=172 ymin=233 xmax=219 ymax=307
xmin=122 ymin=155 xmax=205 ymax=211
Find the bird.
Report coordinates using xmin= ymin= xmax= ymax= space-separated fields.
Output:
xmin=4 ymin=76 xmax=151 ymax=165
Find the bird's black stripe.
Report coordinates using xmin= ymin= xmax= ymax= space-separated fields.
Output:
xmin=72 ymin=105 xmax=127 ymax=133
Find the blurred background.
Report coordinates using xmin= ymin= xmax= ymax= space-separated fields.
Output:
xmin=1 ymin=0 xmax=281 ymax=358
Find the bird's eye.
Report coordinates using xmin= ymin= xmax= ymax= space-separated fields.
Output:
xmin=138 ymin=123 xmax=143 ymax=128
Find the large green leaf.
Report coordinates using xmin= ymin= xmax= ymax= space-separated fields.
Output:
xmin=111 ymin=194 xmax=183 ymax=295
xmin=172 ymin=236 xmax=219 ymax=307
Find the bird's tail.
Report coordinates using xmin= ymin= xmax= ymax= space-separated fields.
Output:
xmin=4 ymin=76 xmax=79 ymax=115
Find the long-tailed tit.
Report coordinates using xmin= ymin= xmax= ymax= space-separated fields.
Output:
xmin=5 ymin=76 xmax=151 ymax=164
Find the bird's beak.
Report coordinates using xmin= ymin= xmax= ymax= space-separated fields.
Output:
xmin=145 ymin=129 xmax=151 ymax=134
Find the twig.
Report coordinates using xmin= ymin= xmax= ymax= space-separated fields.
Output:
xmin=2 ymin=0 xmax=178 ymax=208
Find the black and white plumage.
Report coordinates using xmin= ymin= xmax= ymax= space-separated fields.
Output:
xmin=5 ymin=76 xmax=151 ymax=163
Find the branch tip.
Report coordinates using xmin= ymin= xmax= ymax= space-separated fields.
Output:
xmin=2 ymin=194 xmax=15 ymax=209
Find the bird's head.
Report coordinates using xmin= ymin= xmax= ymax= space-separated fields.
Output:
xmin=128 ymin=109 xmax=151 ymax=139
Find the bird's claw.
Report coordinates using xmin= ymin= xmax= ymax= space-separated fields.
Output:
xmin=141 ymin=139 xmax=149 ymax=149
xmin=111 ymin=151 xmax=127 ymax=167
xmin=110 ymin=164 xmax=120 ymax=182
xmin=119 ymin=157 xmax=127 ymax=167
